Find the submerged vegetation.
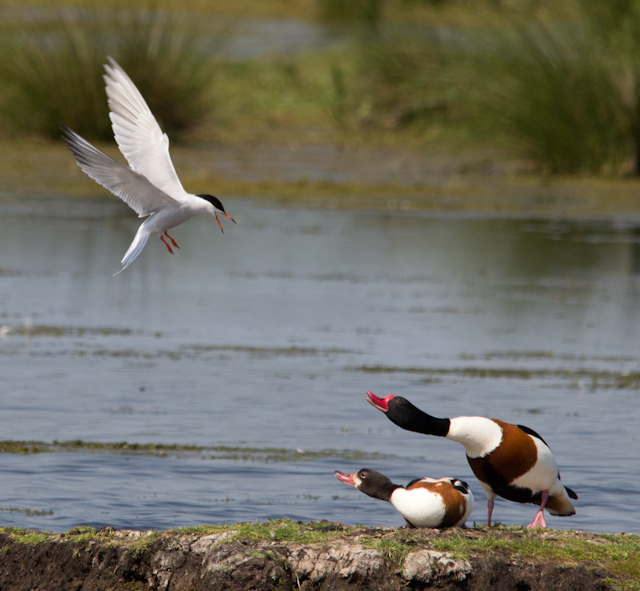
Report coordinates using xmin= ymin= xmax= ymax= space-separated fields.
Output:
xmin=0 ymin=507 xmax=53 ymax=517
xmin=352 ymin=364 xmax=640 ymax=390
xmin=0 ymin=439 xmax=395 ymax=462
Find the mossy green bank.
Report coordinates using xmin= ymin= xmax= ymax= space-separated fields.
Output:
xmin=1 ymin=521 xmax=638 ymax=589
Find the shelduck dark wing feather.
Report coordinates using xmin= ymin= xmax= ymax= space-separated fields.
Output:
xmin=565 ymin=486 xmax=578 ymax=500
xmin=405 ymin=477 xmax=423 ymax=489
xmin=451 ymin=479 xmax=470 ymax=494
xmin=516 ymin=424 xmax=550 ymax=448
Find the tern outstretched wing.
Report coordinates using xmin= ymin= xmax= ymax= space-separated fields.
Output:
xmin=62 ymin=127 xmax=179 ymax=217
xmin=103 ymin=56 xmax=186 ymax=200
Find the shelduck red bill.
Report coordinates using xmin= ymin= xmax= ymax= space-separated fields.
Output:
xmin=334 ymin=471 xmax=357 ymax=487
xmin=366 ymin=391 xmax=394 ymax=412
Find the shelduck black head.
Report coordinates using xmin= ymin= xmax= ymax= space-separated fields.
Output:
xmin=335 ymin=468 xmax=400 ymax=502
xmin=197 ymin=194 xmax=236 ymax=233
xmin=366 ymin=391 xmax=422 ymax=422
xmin=366 ymin=391 xmax=450 ymax=437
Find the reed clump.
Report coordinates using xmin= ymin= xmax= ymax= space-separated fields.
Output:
xmin=330 ymin=31 xmax=463 ymax=133
xmin=322 ymin=0 xmax=640 ymax=175
xmin=468 ymin=17 xmax=637 ymax=175
xmin=0 ymin=4 xmax=217 ymax=141
xmin=317 ymin=0 xmax=382 ymax=26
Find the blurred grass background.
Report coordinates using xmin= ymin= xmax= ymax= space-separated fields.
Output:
xmin=2 ymin=0 xmax=640 ymax=177
xmin=0 ymin=4 xmax=216 ymax=140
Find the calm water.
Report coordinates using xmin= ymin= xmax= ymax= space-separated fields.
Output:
xmin=0 ymin=194 xmax=639 ymax=533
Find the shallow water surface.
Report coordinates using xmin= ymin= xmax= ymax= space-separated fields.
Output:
xmin=0 ymin=195 xmax=639 ymax=533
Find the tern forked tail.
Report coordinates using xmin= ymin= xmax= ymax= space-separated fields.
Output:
xmin=114 ymin=224 xmax=151 ymax=275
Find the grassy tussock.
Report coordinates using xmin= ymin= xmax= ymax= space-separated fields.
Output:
xmin=0 ymin=527 xmax=51 ymax=545
xmin=0 ymin=3 xmax=216 ymax=140
xmin=323 ymin=33 xmax=462 ymax=135
xmin=469 ymin=22 xmax=635 ymax=175
xmin=319 ymin=1 xmax=640 ymax=176
xmin=317 ymin=0 xmax=381 ymax=26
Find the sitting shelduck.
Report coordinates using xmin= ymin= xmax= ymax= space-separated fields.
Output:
xmin=335 ymin=468 xmax=474 ymax=529
xmin=365 ymin=392 xmax=577 ymax=528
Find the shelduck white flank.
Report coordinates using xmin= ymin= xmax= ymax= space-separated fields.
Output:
xmin=335 ymin=469 xmax=474 ymax=529
xmin=63 ymin=57 xmax=235 ymax=275
xmin=365 ymin=392 xmax=578 ymax=529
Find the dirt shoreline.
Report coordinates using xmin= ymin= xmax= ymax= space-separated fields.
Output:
xmin=3 ymin=139 xmax=640 ymax=218
xmin=1 ymin=522 xmax=631 ymax=591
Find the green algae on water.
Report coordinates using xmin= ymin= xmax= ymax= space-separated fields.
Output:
xmin=350 ymin=365 xmax=640 ymax=389
xmin=0 ymin=440 xmax=395 ymax=463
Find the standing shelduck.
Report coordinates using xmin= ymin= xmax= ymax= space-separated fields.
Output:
xmin=365 ymin=392 xmax=577 ymax=528
xmin=335 ymin=469 xmax=474 ymax=529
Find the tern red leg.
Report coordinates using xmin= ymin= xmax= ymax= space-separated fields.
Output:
xmin=160 ymin=235 xmax=174 ymax=254
xmin=164 ymin=231 xmax=179 ymax=249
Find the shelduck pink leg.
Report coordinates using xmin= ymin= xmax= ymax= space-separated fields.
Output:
xmin=487 ymin=497 xmax=494 ymax=527
xmin=526 ymin=490 xmax=549 ymax=528
xmin=160 ymin=235 xmax=174 ymax=254
xmin=164 ymin=231 xmax=179 ymax=249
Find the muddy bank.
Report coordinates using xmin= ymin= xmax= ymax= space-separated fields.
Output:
xmin=4 ymin=139 xmax=640 ymax=217
xmin=0 ymin=522 xmax=628 ymax=591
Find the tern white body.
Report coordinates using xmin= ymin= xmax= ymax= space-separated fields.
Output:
xmin=63 ymin=57 xmax=233 ymax=274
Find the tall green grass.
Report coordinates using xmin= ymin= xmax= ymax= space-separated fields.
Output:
xmin=470 ymin=22 xmax=635 ymax=175
xmin=0 ymin=4 xmax=217 ymax=141
xmin=317 ymin=0 xmax=382 ymax=26
xmin=464 ymin=0 xmax=640 ymax=176
xmin=354 ymin=32 xmax=461 ymax=129
xmin=320 ymin=32 xmax=471 ymax=141
xmin=322 ymin=0 xmax=640 ymax=175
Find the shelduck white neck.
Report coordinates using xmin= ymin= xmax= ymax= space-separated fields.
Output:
xmin=446 ymin=416 xmax=503 ymax=459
